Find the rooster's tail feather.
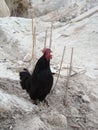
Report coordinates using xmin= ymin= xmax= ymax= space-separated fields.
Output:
xmin=19 ymin=68 xmax=31 ymax=92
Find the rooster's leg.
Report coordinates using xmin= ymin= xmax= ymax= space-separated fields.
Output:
xmin=43 ymin=99 xmax=49 ymax=106
xmin=32 ymin=100 xmax=39 ymax=105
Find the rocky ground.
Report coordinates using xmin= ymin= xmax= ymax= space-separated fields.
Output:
xmin=0 ymin=74 xmax=98 ymax=130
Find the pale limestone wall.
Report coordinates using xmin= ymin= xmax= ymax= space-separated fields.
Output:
xmin=3 ymin=0 xmax=98 ymax=17
xmin=5 ymin=0 xmax=31 ymax=17
xmin=0 ymin=0 xmax=10 ymax=17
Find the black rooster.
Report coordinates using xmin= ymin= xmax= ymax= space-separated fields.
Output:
xmin=19 ymin=48 xmax=53 ymax=104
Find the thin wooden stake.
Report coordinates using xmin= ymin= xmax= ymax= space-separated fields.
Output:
xmin=49 ymin=22 xmax=53 ymax=48
xmin=52 ymin=46 xmax=66 ymax=92
xmin=44 ymin=30 xmax=47 ymax=48
xmin=32 ymin=12 xmax=34 ymax=34
xmin=32 ymin=26 xmax=36 ymax=58
xmin=33 ymin=26 xmax=36 ymax=52
xmin=69 ymin=48 xmax=74 ymax=74
xmin=32 ymin=11 xmax=34 ymax=58
xmin=32 ymin=8 xmax=36 ymax=59
xmin=64 ymin=48 xmax=74 ymax=106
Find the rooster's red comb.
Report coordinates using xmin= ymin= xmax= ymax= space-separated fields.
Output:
xmin=42 ymin=48 xmax=52 ymax=53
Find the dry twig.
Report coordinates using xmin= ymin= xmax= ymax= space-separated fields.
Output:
xmin=77 ymin=121 xmax=87 ymax=130
xmin=70 ymin=70 xmax=86 ymax=77
xmin=66 ymin=115 xmax=86 ymax=119
xmin=70 ymin=124 xmax=80 ymax=128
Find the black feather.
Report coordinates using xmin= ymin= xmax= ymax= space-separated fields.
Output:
xmin=19 ymin=53 xmax=53 ymax=102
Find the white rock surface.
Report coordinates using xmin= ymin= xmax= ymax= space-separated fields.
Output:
xmin=0 ymin=90 xmax=36 ymax=112
xmin=0 ymin=0 xmax=10 ymax=17
xmin=71 ymin=6 xmax=98 ymax=22
xmin=5 ymin=0 xmax=98 ymax=18
xmin=14 ymin=117 xmax=49 ymax=130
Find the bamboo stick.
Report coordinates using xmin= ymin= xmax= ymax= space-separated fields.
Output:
xmin=64 ymin=48 xmax=74 ymax=106
xmin=32 ymin=12 xmax=34 ymax=34
xmin=32 ymin=26 xmax=36 ymax=58
xmin=69 ymin=48 xmax=73 ymax=74
xmin=34 ymin=26 xmax=36 ymax=53
xmin=49 ymin=22 xmax=53 ymax=48
xmin=32 ymin=11 xmax=34 ymax=58
xmin=52 ymin=46 xmax=66 ymax=92
xmin=32 ymin=7 xmax=36 ymax=59
xmin=44 ymin=30 xmax=47 ymax=48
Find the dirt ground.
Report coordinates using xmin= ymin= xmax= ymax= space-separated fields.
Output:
xmin=0 ymin=72 xmax=98 ymax=130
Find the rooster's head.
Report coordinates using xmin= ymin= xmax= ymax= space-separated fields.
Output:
xmin=42 ymin=48 xmax=52 ymax=60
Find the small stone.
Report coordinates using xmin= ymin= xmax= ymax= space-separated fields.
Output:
xmin=17 ymin=60 xmax=23 ymax=65
xmin=70 ymin=107 xmax=79 ymax=115
xmin=48 ymin=113 xmax=67 ymax=128
xmin=82 ymin=94 xmax=90 ymax=103
xmin=23 ymin=53 xmax=31 ymax=62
